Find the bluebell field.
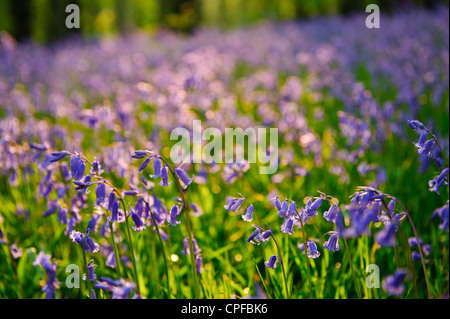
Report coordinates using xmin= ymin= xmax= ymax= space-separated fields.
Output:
xmin=0 ymin=7 xmax=448 ymax=299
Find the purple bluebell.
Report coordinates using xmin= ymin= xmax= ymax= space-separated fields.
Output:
xmin=224 ymin=197 xmax=244 ymax=212
xmin=375 ymin=221 xmax=398 ymax=247
xmin=242 ymin=205 xmax=254 ymax=222
xmin=107 ymin=192 xmax=116 ymax=211
xmin=287 ymin=201 xmax=297 ymax=218
xmin=137 ymin=156 xmax=151 ymax=174
xmin=69 ymin=230 xmax=100 ymax=253
xmin=431 ymin=203 xmax=449 ymax=232
xmin=123 ymin=190 xmax=139 ymax=196
xmin=168 ymin=204 xmax=181 ymax=226
xmin=422 ymin=244 xmax=432 ymax=256
xmin=306 ymin=198 xmax=322 ymax=217
xmin=94 ymin=183 xmax=106 ymax=206
xmin=57 ymin=205 xmax=68 ymax=225
xmin=50 ymin=151 xmax=69 ymax=162
xmin=281 ymin=218 xmax=294 ymax=235
xmin=159 ymin=165 xmax=171 ymax=186
xmin=43 ymin=199 xmax=58 ymax=217
xmin=407 ymin=120 xmax=426 ymax=130
xmin=106 ymin=251 xmax=116 ymax=268
xmin=260 ymin=229 xmax=272 ymax=243
xmin=323 ymin=204 xmax=339 ymax=223
xmin=264 ymin=255 xmax=279 ymax=269
xmin=408 ymin=237 xmax=423 ymax=247
xmin=306 ymin=241 xmax=320 ymax=258
xmin=382 ymin=269 xmax=409 ymax=296
xmin=132 ymin=150 xmax=148 ymax=159
xmin=277 ymin=200 xmax=288 ymax=218
xmin=90 ymin=159 xmax=103 ymax=175
xmin=112 ymin=282 xmax=134 ymax=299
xmin=33 ymin=252 xmax=59 ymax=299
xmin=65 ymin=217 xmax=76 ymax=235
xmin=297 ymin=243 xmax=305 ymax=252
xmin=414 ymin=131 xmax=428 ymax=148
xmin=323 ymin=234 xmax=340 ymax=252
xmin=153 ymin=156 xmax=162 ymax=178
xmin=246 ymin=228 xmax=262 ymax=245
xmin=131 ymin=213 xmax=147 ymax=231
xmin=83 ymin=262 xmax=97 ymax=281
xmin=429 ymin=167 xmax=449 ymax=195
xmin=70 ymin=156 xmax=86 ymax=181
xmin=108 ymin=200 xmax=123 ymax=223
xmin=196 ymin=254 xmax=203 ymax=274
xmin=73 ymin=176 xmax=92 ymax=193
xmin=418 ymin=140 xmax=435 ymax=157
xmin=175 ymin=167 xmax=194 ymax=189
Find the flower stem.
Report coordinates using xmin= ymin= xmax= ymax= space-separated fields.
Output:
xmin=143 ymin=199 xmax=172 ymax=298
xmin=343 ymin=238 xmax=362 ymax=299
xmin=295 ymin=212 xmax=313 ymax=298
xmin=120 ymin=198 xmax=141 ymax=296
xmin=269 ymin=233 xmax=290 ymax=299
xmin=428 ymin=130 xmax=449 ymax=168
xmin=81 ymin=234 xmax=93 ymax=299
xmin=159 ymin=156 xmax=200 ymax=298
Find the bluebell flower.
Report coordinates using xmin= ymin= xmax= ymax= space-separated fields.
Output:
xmin=323 ymin=204 xmax=339 ymax=223
xmin=69 ymin=230 xmax=100 ymax=253
xmin=408 ymin=237 xmax=423 ymax=247
xmin=50 ymin=151 xmax=69 ymax=162
xmin=418 ymin=140 xmax=435 ymax=157
xmin=83 ymin=262 xmax=97 ymax=281
xmin=168 ymin=204 xmax=181 ymax=226
xmin=137 ymin=156 xmax=151 ymax=174
xmin=109 ymin=200 xmax=124 ymax=223
xmin=106 ymin=251 xmax=116 ymax=268
xmin=224 ymin=197 xmax=244 ymax=212
xmin=175 ymin=167 xmax=194 ymax=189
xmin=287 ymin=201 xmax=297 ymax=218
xmin=57 ymin=204 xmax=68 ymax=225
xmin=131 ymin=213 xmax=147 ymax=231
xmin=413 ymin=131 xmax=428 ymax=148
xmin=159 ymin=165 xmax=171 ymax=186
xmin=33 ymin=252 xmax=59 ymax=299
xmin=422 ymin=244 xmax=432 ymax=256
xmin=429 ymin=167 xmax=449 ymax=195
xmin=297 ymin=242 xmax=305 ymax=252
xmin=246 ymin=228 xmax=262 ymax=245
xmin=375 ymin=221 xmax=398 ymax=247
xmin=70 ymin=156 xmax=86 ymax=181
xmin=73 ymin=176 xmax=92 ymax=193
xmin=112 ymin=282 xmax=134 ymax=299
xmin=431 ymin=203 xmax=449 ymax=232
xmin=153 ymin=156 xmax=162 ymax=178
xmin=277 ymin=200 xmax=288 ymax=218
xmin=94 ymin=183 xmax=106 ymax=206
xmin=264 ymin=255 xmax=279 ymax=269
xmin=260 ymin=229 xmax=272 ymax=243
xmin=306 ymin=198 xmax=322 ymax=217
xmin=123 ymin=190 xmax=139 ymax=196
xmin=306 ymin=241 xmax=320 ymax=258
xmin=65 ymin=217 xmax=76 ymax=236
xmin=242 ymin=205 xmax=254 ymax=222
xmin=382 ymin=269 xmax=409 ymax=296
xmin=90 ymin=159 xmax=103 ymax=175
xmin=132 ymin=150 xmax=148 ymax=159
xmin=281 ymin=218 xmax=294 ymax=235
xmin=107 ymin=192 xmax=116 ymax=211
xmin=99 ymin=276 xmax=123 ymax=287
xmin=323 ymin=234 xmax=340 ymax=252
xmin=43 ymin=200 xmax=58 ymax=217
xmin=196 ymin=254 xmax=203 ymax=274
xmin=407 ymin=120 xmax=426 ymax=130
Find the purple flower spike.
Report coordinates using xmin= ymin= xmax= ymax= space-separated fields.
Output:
xmin=175 ymin=167 xmax=194 ymax=189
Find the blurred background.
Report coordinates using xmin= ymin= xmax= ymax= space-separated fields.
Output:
xmin=0 ymin=0 xmax=448 ymax=43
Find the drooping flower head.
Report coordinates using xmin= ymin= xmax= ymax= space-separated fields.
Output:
xmin=306 ymin=240 xmax=320 ymax=258
xmin=323 ymin=234 xmax=340 ymax=252
xmin=264 ymin=255 xmax=280 ymax=269
xmin=382 ymin=269 xmax=409 ymax=296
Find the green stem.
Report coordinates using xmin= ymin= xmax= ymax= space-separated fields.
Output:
xmin=144 ymin=199 xmax=172 ymax=298
xmin=120 ymin=198 xmax=141 ymax=296
xmin=343 ymin=238 xmax=362 ymax=299
xmin=109 ymin=221 xmax=122 ymax=278
xmin=270 ymin=233 xmax=290 ymax=299
xmin=295 ymin=212 xmax=313 ymax=299
xmin=428 ymin=130 xmax=449 ymax=168
xmin=159 ymin=155 xmax=200 ymax=298
xmin=81 ymin=235 xmax=93 ymax=299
